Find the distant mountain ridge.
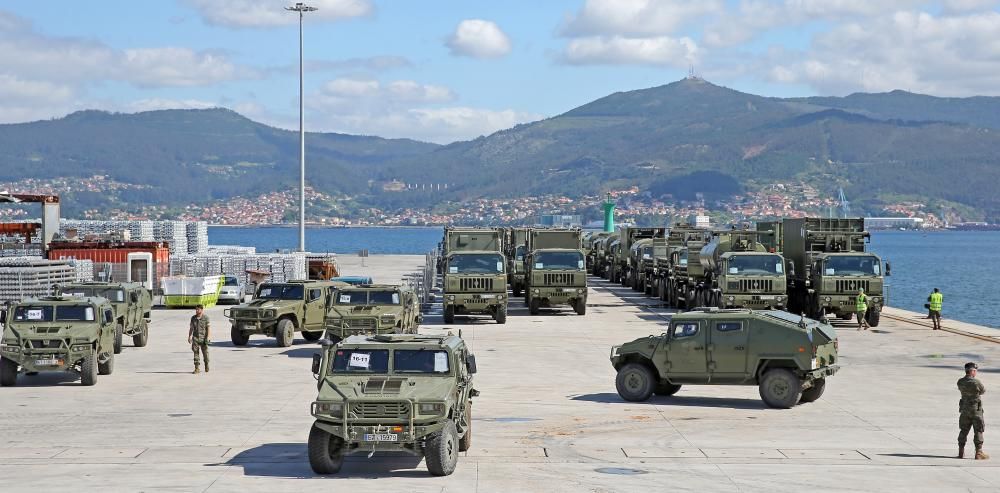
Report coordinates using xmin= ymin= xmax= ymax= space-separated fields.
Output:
xmin=3 ymin=79 xmax=1000 ymax=219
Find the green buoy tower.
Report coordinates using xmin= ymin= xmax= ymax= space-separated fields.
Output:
xmin=602 ymin=193 xmax=616 ymax=232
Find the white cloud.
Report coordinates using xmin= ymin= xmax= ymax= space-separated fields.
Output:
xmin=941 ymin=0 xmax=1000 ymax=13
xmin=563 ymin=35 xmax=698 ymax=67
xmin=126 ymin=98 xmax=219 ymax=112
xmin=0 ymin=75 xmax=77 ymax=123
xmin=323 ymin=78 xmax=380 ymax=97
xmin=446 ymin=19 xmax=512 ymax=59
xmin=122 ymin=48 xmax=258 ymax=88
xmin=563 ymin=0 xmax=723 ymax=37
xmin=183 ymin=0 xmax=373 ymax=28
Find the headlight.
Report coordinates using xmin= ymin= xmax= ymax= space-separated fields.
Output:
xmin=728 ymin=296 xmax=735 ymax=301
xmin=577 ymin=288 xmax=584 ymax=294
xmin=71 ymin=344 xmax=91 ymax=352
xmin=824 ymin=297 xmax=831 ymax=302
xmin=418 ymin=403 xmax=446 ymax=415
xmin=1 ymin=345 xmax=18 ymax=353
xmin=316 ymin=402 xmax=344 ymax=414
xmin=264 ymin=309 xmax=276 ymax=318
xmin=380 ymin=315 xmax=396 ymax=324
xmin=447 ymin=295 xmax=455 ymax=301
xmin=777 ymin=296 xmax=785 ymax=301
xmin=533 ymin=289 xmax=539 ymax=294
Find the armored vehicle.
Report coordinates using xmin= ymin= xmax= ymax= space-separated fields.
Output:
xmin=1 ymin=296 xmax=117 ymax=386
xmin=323 ymin=284 xmax=421 ymax=344
xmin=611 ymin=308 xmax=839 ymax=408
xmin=441 ymin=228 xmax=507 ymax=324
xmin=664 ymin=228 xmax=711 ymax=309
xmin=652 ymin=224 xmax=702 ymax=303
xmin=524 ymin=229 xmax=587 ymax=315
xmin=307 ymin=333 xmax=478 ymax=476
xmin=630 ymin=237 xmax=667 ymax=295
xmin=601 ymin=237 xmax=622 ymax=282
xmin=225 ymin=280 xmax=344 ymax=347
xmin=507 ymin=227 xmax=530 ymax=297
xmin=777 ymin=218 xmax=888 ymax=325
xmin=617 ymin=227 xmax=665 ymax=288
xmin=696 ymin=229 xmax=787 ymax=310
xmin=56 ymin=282 xmax=151 ymax=353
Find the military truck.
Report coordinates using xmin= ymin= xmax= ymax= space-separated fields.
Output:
xmin=630 ymin=237 xmax=668 ymax=295
xmin=524 ymin=228 xmax=587 ymax=315
xmin=601 ymin=236 xmax=622 ymax=282
xmin=56 ymin=282 xmax=151 ymax=353
xmin=307 ymin=333 xmax=478 ymax=476
xmin=652 ymin=224 xmax=702 ymax=304
xmin=777 ymin=218 xmax=888 ymax=325
xmin=225 ymin=280 xmax=344 ymax=347
xmin=696 ymin=229 xmax=787 ymax=310
xmin=618 ymin=227 xmax=666 ymax=288
xmin=1 ymin=296 xmax=118 ymax=386
xmin=585 ymin=232 xmax=612 ymax=275
xmin=507 ymin=227 xmax=530 ymax=297
xmin=441 ymin=228 xmax=507 ymax=324
xmin=665 ymin=229 xmax=711 ymax=309
xmin=610 ymin=308 xmax=839 ymax=408
xmin=323 ymin=284 xmax=421 ymax=344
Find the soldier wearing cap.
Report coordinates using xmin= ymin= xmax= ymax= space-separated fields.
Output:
xmin=958 ymin=362 xmax=988 ymax=459
xmin=187 ymin=304 xmax=210 ymax=374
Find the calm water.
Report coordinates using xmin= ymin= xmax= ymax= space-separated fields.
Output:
xmin=209 ymin=227 xmax=998 ymax=329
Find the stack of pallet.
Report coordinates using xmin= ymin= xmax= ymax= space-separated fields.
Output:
xmin=169 ymin=252 xmax=306 ymax=286
xmin=207 ymin=245 xmax=256 ymax=255
xmin=153 ymin=220 xmax=188 ymax=255
xmin=0 ymin=257 xmax=80 ymax=302
xmin=186 ymin=222 xmax=209 ymax=254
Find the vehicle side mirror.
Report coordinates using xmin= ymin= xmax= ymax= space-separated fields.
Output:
xmin=885 ymin=261 xmax=891 ymax=276
xmin=318 ymin=338 xmax=334 ymax=348
xmin=130 ymin=292 xmax=139 ymax=303
xmin=466 ymin=354 xmax=478 ymax=374
xmin=0 ymin=309 xmax=6 ymax=325
xmin=785 ymin=260 xmax=795 ymax=278
xmin=311 ymin=353 xmax=322 ymax=375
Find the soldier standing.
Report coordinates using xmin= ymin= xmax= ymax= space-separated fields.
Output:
xmin=187 ymin=304 xmax=210 ymax=374
xmin=928 ymin=288 xmax=944 ymax=330
xmin=856 ymin=288 xmax=870 ymax=331
xmin=958 ymin=362 xmax=988 ymax=459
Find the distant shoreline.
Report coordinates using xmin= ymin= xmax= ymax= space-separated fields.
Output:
xmin=208 ymin=224 xmax=443 ymax=229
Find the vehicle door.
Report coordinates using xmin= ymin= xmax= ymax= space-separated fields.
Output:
xmin=304 ymin=287 xmax=325 ymax=330
xmin=665 ymin=320 xmax=709 ymax=383
xmin=125 ymin=289 xmax=138 ymax=329
xmin=102 ymin=308 xmax=115 ymax=350
xmin=708 ymin=320 xmax=750 ymax=382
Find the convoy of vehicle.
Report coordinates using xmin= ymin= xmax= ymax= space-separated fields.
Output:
xmin=56 ymin=281 xmax=152 ymax=352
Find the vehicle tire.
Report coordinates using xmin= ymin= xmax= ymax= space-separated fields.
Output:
xmin=80 ymin=349 xmax=98 ymax=386
xmin=512 ymin=285 xmax=522 ymax=297
xmin=275 ymin=318 xmax=295 ymax=347
xmin=98 ymin=350 xmax=114 ymax=375
xmin=459 ymin=402 xmax=472 ymax=452
xmin=425 ymin=421 xmax=459 ymax=476
xmin=303 ymin=331 xmax=322 ymax=342
xmin=574 ymin=298 xmax=587 ymax=316
xmin=759 ymin=368 xmax=802 ymax=409
xmin=308 ymin=422 xmax=345 ymax=474
xmin=654 ymin=381 xmax=682 ymax=396
xmin=133 ymin=320 xmax=149 ymax=347
xmin=799 ymin=379 xmax=826 ymax=403
xmin=230 ymin=326 xmax=249 ymax=346
xmin=615 ymin=363 xmax=655 ymax=402
xmin=866 ymin=308 xmax=881 ymax=327
xmin=443 ymin=305 xmax=455 ymax=324
xmin=0 ymin=357 xmax=17 ymax=387
xmin=529 ymin=298 xmax=540 ymax=316
xmin=114 ymin=323 xmax=123 ymax=354
xmin=494 ymin=304 xmax=507 ymax=324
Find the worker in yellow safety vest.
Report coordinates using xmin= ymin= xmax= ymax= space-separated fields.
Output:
xmin=929 ymin=288 xmax=944 ymax=330
xmin=856 ymin=288 xmax=870 ymax=331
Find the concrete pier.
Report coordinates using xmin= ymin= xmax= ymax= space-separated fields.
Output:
xmin=2 ymin=254 xmax=999 ymax=492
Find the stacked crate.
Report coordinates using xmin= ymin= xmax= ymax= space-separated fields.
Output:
xmin=186 ymin=222 xmax=209 ymax=254
xmin=154 ymin=221 xmax=188 ymax=255
xmin=168 ymin=253 xmax=306 ymax=286
xmin=208 ymin=245 xmax=256 ymax=255
xmin=0 ymin=257 xmax=79 ymax=302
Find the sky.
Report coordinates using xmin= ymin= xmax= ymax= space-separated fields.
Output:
xmin=2 ymin=0 xmax=1000 ymax=144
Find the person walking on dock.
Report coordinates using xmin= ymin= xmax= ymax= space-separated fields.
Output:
xmin=188 ymin=304 xmax=210 ymax=374
xmin=928 ymin=288 xmax=944 ymax=330
xmin=958 ymin=362 xmax=988 ymax=460
xmin=856 ymin=288 xmax=870 ymax=331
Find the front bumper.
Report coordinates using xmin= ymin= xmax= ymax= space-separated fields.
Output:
xmin=324 ymin=319 xmax=394 ymax=340
xmin=804 ymin=365 xmax=839 ymax=381
xmin=529 ymin=287 xmax=587 ymax=306
xmin=230 ymin=319 xmax=278 ymax=335
xmin=820 ymin=294 xmax=883 ymax=314
xmin=444 ymin=293 xmax=507 ymax=313
xmin=2 ymin=345 xmax=88 ymax=372
xmin=720 ymin=293 xmax=786 ymax=309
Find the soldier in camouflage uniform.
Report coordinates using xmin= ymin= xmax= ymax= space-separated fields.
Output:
xmin=958 ymin=362 xmax=988 ymax=459
xmin=187 ymin=305 xmax=210 ymax=374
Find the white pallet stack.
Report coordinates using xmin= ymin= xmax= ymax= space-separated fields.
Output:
xmin=169 ymin=253 xmax=306 ymax=286
xmin=153 ymin=220 xmax=188 ymax=254
xmin=0 ymin=257 xmax=79 ymax=302
xmin=208 ymin=245 xmax=256 ymax=255
xmin=186 ymin=222 xmax=209 ymax=254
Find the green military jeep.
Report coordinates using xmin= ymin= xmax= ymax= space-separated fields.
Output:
xmin=1 ymin=296 xmax=118 ymax=386
xmin=225 ymin=280 xmax=343 ymax=347
xmin=323 ymin=284 xmax=422 ymax=344
xmin=56 ymin=282 xmax=152 ymax=353
xmin=308 ymin=333 xmax=478 ymax=476
xmin=611 ymin=309 xmax=839 ymax=408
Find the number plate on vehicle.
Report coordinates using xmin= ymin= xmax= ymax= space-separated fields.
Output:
xmin=759 ymin=295 xmax=775 ymax=300
xmin=363 ymin=433 xmax=398 ymax=442
xmin=35 ymin=358 xmax=61 ymax=366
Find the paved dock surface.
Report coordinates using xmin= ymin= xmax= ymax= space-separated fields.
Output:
xmin=2 ymin=254 xmax=1000 ymax=492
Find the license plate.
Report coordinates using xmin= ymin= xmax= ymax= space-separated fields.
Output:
xmin=478 ymin=295 xmax=495 ymax=299
xmin=35 ymin=358 xmax=61 ymax=366
xmin=562 ymin=288 xmax=577 ymax=292
xmin=363 ymin=434 xmax=398 ymax=442
xmin=759 ymin=295 xmax=775 ymax=300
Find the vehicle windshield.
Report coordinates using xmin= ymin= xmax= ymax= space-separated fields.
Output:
xmin=514 ymin=245 xmax=526 ymax=261
xmin=393 ymin=349 xmax=451 ymax=374
xmin=448 ymin=253 xmax=504 ymax=274
xmin=256 ymin=284 xmax=304 ymax=300
xmin=728 ymin=255 xmax=784 ymax=275
xmin=824 ymin=255 xmax=881 ymax=276
xmin=13 ymin=306 xmax=54 ymax=322
xmin=332 ymin=349 xmax=389 ymax=373
xmin=335 ymin=290 xmax=400 ymax=305
xmin=679 ymin=250 xmax=688 ymax=266
xmin=224 ymin=276 xmax=239 ymax=287
xmin=58 ymin=287 xmax=125 ymax=303
xmin=533 ymin=251 xmax=585 ymax=270
xmin=55 ymin=305 xmax=96 ymax=322
xmin=641 ymin=246 xmax=653 ymax=259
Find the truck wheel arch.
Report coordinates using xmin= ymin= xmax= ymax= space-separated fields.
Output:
xmin=755 ymin=358 xmax=800 ymax=382
xmin=615 ymin=354 xmax=662 ymax=382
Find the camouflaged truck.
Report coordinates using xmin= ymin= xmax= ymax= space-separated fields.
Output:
xmin=56 ymin=282 xmax=151 ymax=353
xmin=618 ymin=227 xmax=666 ymax=288
xmin=225 ymin=280 xmax=345 ymax=347
xmin=611 ymin=308 xmax=839 ymax=408
xmin=507 ymin=227 xmax=530 ymax=297
xmin=666 ymin=229 xmax=712 ymax=309
xmin=585 ymin=232 xmax=611 ymax=275
xmin=323 ymin=284 xmax=422 ymax=344
xmin=524 ymin=228 xmax=587 ymax=316
xmin=1 ymin=296 xmax=118 ymax=386
xmin=631 ymin=237 xmax=668 ymax=296
xmin=697 ymin=229 xmax=787 ymax=311
xmin=653 ymin=224 xmax=704 ymax=304
xmin=442 ymin=228 xmax=507 ymax=324
xmin=308 ymin=334 xmax=479 ymax=476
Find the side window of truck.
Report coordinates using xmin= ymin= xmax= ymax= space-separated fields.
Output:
xmin=672 ymin=322 xmax=699 ymax=339
xmin=716 ymin=322 xmax=744 ymax=332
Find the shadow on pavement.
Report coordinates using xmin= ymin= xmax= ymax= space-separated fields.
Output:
xmin=570 ymin=392 xmax=767 ymax=410
xmin=879 ymin=453 xmax=956 ymax=459
xmin=220 ymin=443 xmax=428 ymax=478
xmin=7 ymin=372 xmax=82 ymax=387
xmin=282 ymin=347 xmax=322 ymax=359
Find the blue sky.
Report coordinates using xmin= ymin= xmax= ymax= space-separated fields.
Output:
xmin=1 ymin=1 xmax=999 ymax=143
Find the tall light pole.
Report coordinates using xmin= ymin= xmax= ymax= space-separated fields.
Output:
xmin=286 ymin=2 xmax=317 ymax=252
